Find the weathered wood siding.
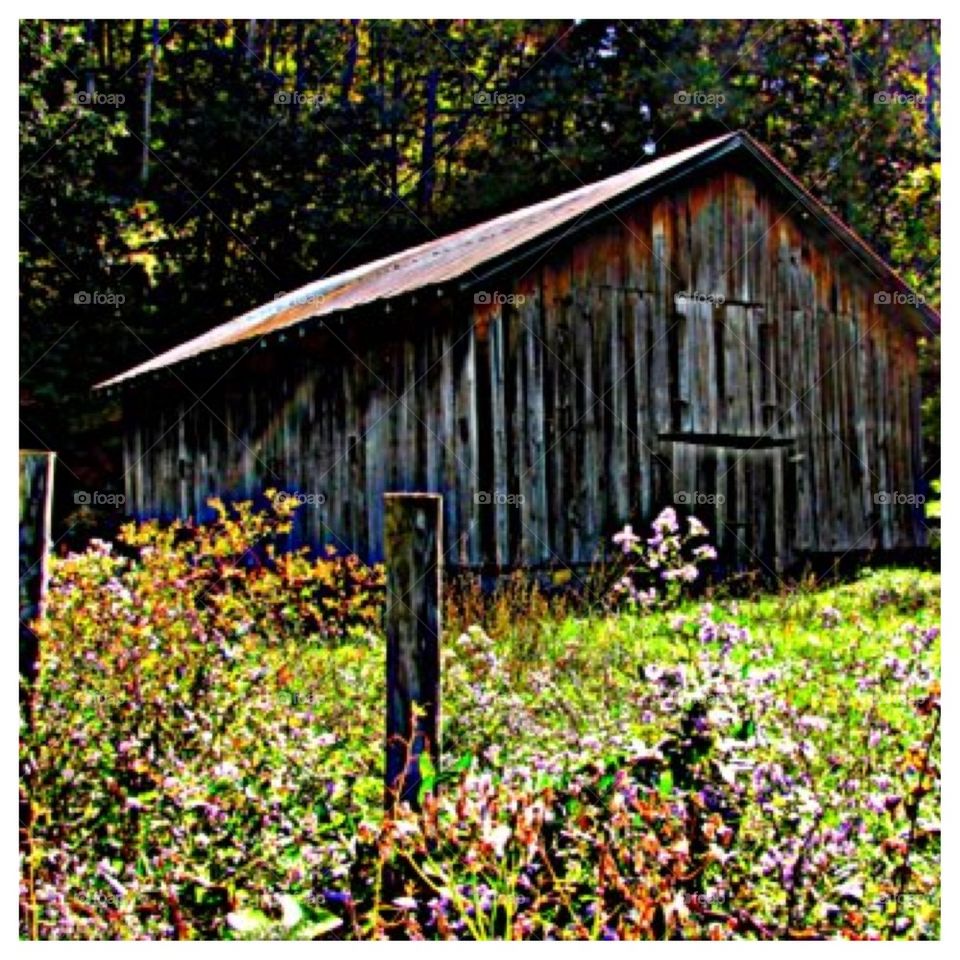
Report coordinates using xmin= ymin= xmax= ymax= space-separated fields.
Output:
xmin=121 ymin=163 xmax=926 ymax=571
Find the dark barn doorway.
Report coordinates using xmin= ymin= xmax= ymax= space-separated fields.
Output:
xmin=657 ymin=436 xmax=797 ymax=575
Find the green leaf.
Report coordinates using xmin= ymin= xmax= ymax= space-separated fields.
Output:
xmin=657 ymin=769 xmax=674 ymax=798
xmin=417 ymin=753 xmax=437 ymax=804
xmin=226 ymin=908 xmax=270 ymax=934
xmin=294 ymin=909 xmax=344 ymax=940
xmin=437 ymin=751 xmax=474 ymax=787
xmin=418 ymin=751 xmax=436 ymax=780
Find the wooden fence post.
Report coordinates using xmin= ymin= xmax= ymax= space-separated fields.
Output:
xmin=383 ymin=493 xmax=442 ymax=809
xmin=19 ymin=451 xmax=55 ymax=684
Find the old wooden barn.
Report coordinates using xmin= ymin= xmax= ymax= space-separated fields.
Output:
xmin=97 ymin=131 xmax=937 ymax=573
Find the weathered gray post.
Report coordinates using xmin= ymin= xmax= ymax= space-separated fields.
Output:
xmin=19 ymin=451 xmax=55 ymax=684
xmin=383 ymin=493 xmax=442 ymax=809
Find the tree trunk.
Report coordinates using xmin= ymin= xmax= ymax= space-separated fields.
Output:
xmin=340 ymin=19 xmax=359 ymax=108
xmin=418 ymin=67 xmax=439 ymax=214
xmin=84 ymin=20 xmax=95 ymax=98
xmin=141 ymin=19 xmax=158 ymax=186
xmin=293 ymin=20 xmax=305 ymax=126
xmin=391 ymin=60 xmax=402 ymax=199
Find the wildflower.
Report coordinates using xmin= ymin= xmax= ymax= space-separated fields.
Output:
xmin=279 ymin=894 xmax=302 ymax=928
xmin=663 ymin=891 xmax=690 ymax=925
xmin=323 ymin=890 xmax=353 ymax=906
xmin=688 ymin=516 xmax=710 ymax=538
xmin=820 ymin=606 xmax=842 ymax=629
xmin=514 ymin=916 xmax=534 ymax=937
xmin=654 ymin=507 xmax=680 ymax=534
xmin=837 ymin=878 xmax=864 ymax=901
xmin=483 ymin=823 xmax=512 ymax=858
xmin=227 ymin=910 xmax=265 ymax=933
xmin=882 ymin=655 xmax=907 ymax=680
xmin=612 ymin=525 xmax=641 ymax=553
xmin=391 ymin=820 xmax=420 ymax=838
xmin=758 ymin=850 xmax=779 ymax=875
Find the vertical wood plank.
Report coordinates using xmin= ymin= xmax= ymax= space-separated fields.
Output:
xmin=632 ymin=292 xmax=652 ymax=520
xmin=489 ymin=308 xmax=509 ymax=567
xmin=460 ymin=321 xmax=479 ymax=565
xmin=609 ymin=287 xmax=628 ymax=528
xmin=523 ymin=288 xmax=548 ymax=562
xmin=579 ymin=286 xmax=598 ymax=562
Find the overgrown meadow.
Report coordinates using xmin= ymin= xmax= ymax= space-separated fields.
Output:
xmin=20 ymin=499 xmax=940 ymax=940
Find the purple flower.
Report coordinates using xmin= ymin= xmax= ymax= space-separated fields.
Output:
xmin=687 ymin=516 xmax=710 ymax=538
xmin=324 ymin=890 xmax=353 ymax=905
xmin=654 ymin=507 xmax=679 ymax=534
xmin=612 ymin=525 xmax=641 ymax=554
xmin=883 ymin=655 xmax=907 ymax=680
xmin=820 ymin=607 xmax=842 ymax=629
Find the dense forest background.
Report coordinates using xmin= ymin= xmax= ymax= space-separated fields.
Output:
xmin=19 ymin=19 xmax=940 ymax=535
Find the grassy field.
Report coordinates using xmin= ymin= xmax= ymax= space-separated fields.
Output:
xmin=20 ymin=504 xmax=941 ymax=940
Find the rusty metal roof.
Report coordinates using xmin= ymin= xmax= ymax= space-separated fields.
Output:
xmin=96 ymin=131 xmax=937 ymax=389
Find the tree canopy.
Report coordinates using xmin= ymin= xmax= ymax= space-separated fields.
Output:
xmin=19 ymin=18 xmax=940 ymax=501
